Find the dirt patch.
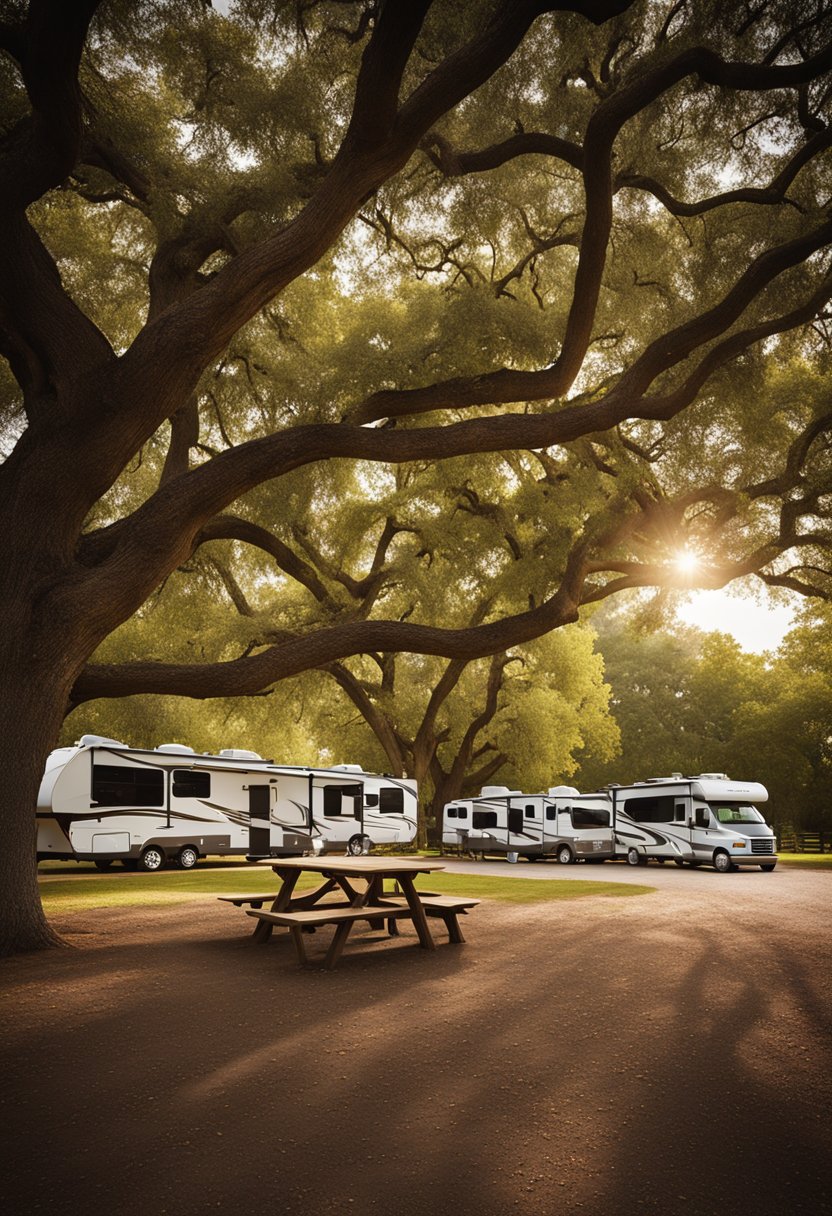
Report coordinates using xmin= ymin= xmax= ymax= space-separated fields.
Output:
xmin=2 ymin=880 xmax=831 ymax=1216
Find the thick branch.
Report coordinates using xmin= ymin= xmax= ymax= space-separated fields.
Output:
xmin=198 ymin=515 xmax=336 ymax=608
xmin=324 ymin=661 xmax=409 ymax=775
xmin=70 ymin=591 xmax=580 ymax=705
xmin=0 ymin=0 xmax=102 ymax=211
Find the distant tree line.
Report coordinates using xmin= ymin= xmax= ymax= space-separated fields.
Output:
xmin=573 ymin=602 xmax=832 ymax=836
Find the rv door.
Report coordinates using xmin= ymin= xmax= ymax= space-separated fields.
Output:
xmin=507 ymin=803 xmax=524 ymax=845
xmin=248 ymin=785 xmax=271 ymax=856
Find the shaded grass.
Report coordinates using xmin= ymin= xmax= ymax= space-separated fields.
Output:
xmin=39 ymin=865 xmax=654 ymax=915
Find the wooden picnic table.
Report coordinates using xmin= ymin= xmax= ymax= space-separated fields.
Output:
xmin=219 ymin=855 xmax=478 ymax=968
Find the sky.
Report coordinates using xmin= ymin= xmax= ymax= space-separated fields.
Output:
xmin=676 ymin=588 xmax=795 ymax=653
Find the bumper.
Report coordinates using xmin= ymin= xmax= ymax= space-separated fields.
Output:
xmin=731 ymin=850 xmax=778 ymax=866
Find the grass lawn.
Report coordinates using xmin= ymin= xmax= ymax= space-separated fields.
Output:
xmin=777 ymin=852 xmax=832 ymax=868
xmin=38 ymin=865 xmax=654 ymax=915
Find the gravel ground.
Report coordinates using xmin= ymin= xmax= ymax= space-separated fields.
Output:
xmin=1 ymin=863 xmax=830 ymax=1216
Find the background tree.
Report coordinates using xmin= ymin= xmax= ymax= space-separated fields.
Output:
xmin=3 ymin=0 xmax=832 ymax=952
xmin=575 ymin=599 xmax=832 ymax=836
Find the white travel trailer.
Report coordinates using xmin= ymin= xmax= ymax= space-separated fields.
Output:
xmin=610 ymin=773 xmax=777 ymax=871
xmin=36 ymin=735 xmax=418 ymax=871
xmin=442 ymin=784 xmax=615 ymax=863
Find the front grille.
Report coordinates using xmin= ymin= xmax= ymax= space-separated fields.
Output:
xmin=751 ymin=839 xmax=774 ymax=854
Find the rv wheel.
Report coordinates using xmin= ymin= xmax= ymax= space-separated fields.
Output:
xmin=673 ymin=859 xmax=686 ymax=867
xmin=139 ymin=846 xmax=166 ymax=872
xmin=556 ymin=845 xmax=574 ymax=865
xmin=177 ymin=846 xmax=199 ymax=870
xmin=760 ymin=864 xmax=776 ymax=872
xmin=713 ymin=850 xmax=736 ymax=873
xmin=94 ymin=859 xmax=113 ymax=871
xmin=626 ymin=848 xmax=643 ymax=867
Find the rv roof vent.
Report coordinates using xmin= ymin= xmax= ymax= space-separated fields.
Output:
xmin=156 ymin=743 xmax=196 ymax=755
xmin=218 ymin=748 xmax=262 ymax=761
xmin=698 ymin=772 xmax=728 ymax=780
xmin=480 ymin=785 xmax=511 ymax=797
xmin=671 ymin=772 xmax=683 ymax=779
xmin=331 ymin=763 xmax=363 ymax=772
xmin=548 ymin=785 xmax=580 ymax=797
xmin=77 ymin=734 xmax=127 ymax=748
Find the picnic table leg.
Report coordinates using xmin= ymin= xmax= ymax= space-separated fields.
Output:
xmin=399 ymin=876 xmax=436 ymax=950
xmin=252 ymin=919 xmax=273 ymax=944
xmin=323 ymin=919 xmax=355 ymax=969
xmin=443 ymin=910 xmax=465 ymax=944
xmin=289 ymin=925 xmax=309 ymax=965
xmin=252 ymin=869 xmax=301 ymax=943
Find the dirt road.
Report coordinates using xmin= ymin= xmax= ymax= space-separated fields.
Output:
xmin=1 ymin=863 xmax=829 ymax=1216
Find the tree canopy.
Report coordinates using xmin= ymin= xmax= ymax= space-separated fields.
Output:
xmin=3 ymin=0 xmax=832 ymax=951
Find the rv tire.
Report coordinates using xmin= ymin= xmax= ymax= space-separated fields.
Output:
xmin=673 ymin=859 xmax=686 ymax=867
xmin=760 ymin=864 xmax=776 ymax=872
xmin=556 ymin=845 xmax=575 ymax=865
xmin=713 ymin=850 xmax=736 ymax=873
xmin=626 ymin=848 xmax=644 ymax=867
xmin=139 ymin=846 xmax=166 ymax=872
xmin=177 ymin=846 xmax=199 ymax=870
xmin=121 ymin=859 xmax=138 ymax=870
xmin=94 ymin=859 xmax=114 ymax=871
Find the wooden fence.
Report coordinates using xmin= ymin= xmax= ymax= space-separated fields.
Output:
xmin=777 ymin=831 xmax=831 ymax=853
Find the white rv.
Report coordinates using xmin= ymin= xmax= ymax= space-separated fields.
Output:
xmin=442 ymin=784 xmax=615 ymax=863
xmin=36 ymin=735 xmax=418 ymax=871
xmin=609 ymin=773 xmax=777 ymax=871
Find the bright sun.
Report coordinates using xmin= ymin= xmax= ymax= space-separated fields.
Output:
xmin=673 ymin=549 xmax=701 ymax=575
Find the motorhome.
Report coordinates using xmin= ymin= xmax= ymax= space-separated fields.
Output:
xmin=36 ymin=735 xmax=418 ymax=870
xmin=442 ymin=785 xmax=615 ymax=863
xmin=609 ymin=773 xmax=777 ymax=871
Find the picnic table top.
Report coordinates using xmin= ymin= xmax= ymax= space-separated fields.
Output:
xmin=256 ymin=855 xmax=446 ymax=876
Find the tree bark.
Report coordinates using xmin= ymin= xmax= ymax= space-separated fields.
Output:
xmin=0 ymin=653 xmax=77 ymax=954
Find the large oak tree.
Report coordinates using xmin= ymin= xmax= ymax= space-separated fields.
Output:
xmin=2 ymin=0 xmax=832 ymax=952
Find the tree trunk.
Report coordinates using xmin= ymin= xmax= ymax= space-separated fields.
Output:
xmin=0 ymin=643 xmax=80 ymax=954
xmin=424 ymin=769 xmax=467 ymax=849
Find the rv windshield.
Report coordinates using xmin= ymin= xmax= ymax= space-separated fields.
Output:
xmin=709 ymin=803 xmax=765 ymax=825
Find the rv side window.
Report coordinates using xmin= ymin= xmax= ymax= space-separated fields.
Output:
xmin=379 ymin=786 xmax=404 ymax=815
xmin=545 ymin=807 xmax=557 ymax=821
xmin=525 ymin=804 xmax=535 ymax=817
xmin=456 ymin=807 xmax=468 ymax=820
xmin=623 ymin=795 xmax=676 ymax=824
xmin=472 ymin=810 xmax=498 ymax=829
xmin=322 ymin=784 xmax=362 ymax=816
xmin=447 ymin=807 xmax=458 ymax=819
xmin=571 ymin=807 xmax=610 ymax=829
xmin=364 ymin=793 xmax=379 ymax=807
xmin=674 ymin=802 xmax=686 ymax=822
xmin=172 ymin=770 xmax=211 ymax=798
xmin=92 ymin=764 xmax=164 ymax=807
